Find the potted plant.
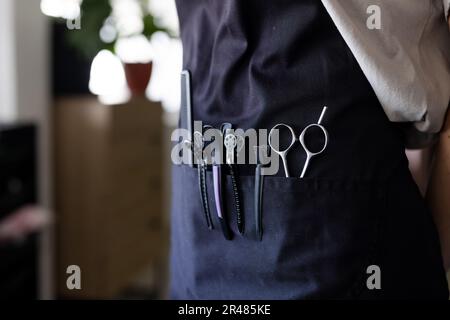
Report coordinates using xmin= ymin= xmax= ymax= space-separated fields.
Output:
xmin=63 ymin=0 xmax=171 ymax=96
xmin=121 ymin=11 xmax=169 ymax=96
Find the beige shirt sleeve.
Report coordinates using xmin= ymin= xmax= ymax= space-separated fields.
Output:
xmin=321 ymin=0 xmax=450 ymax=148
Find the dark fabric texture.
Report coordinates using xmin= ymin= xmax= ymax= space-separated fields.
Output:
xmin=170 ymin=0 xmax=449 ymax=299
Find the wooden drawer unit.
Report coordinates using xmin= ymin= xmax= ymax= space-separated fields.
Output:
xmin=54 ymin=96 xmax=164 ymax=298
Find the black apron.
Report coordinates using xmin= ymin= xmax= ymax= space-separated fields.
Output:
xmin=170 ymin=0 xmax=449 ymax=299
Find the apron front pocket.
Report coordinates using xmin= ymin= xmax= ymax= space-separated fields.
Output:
xmin=250 ymin=176 xmax=386 ymax=299
xmin=170 ymin=165 xmax=386 ymax=299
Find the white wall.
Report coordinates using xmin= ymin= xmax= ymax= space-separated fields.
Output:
xmin=0 ymin=0 xmax=17 ymax=122
xmin=0 ymin=0 xmax=53 ymax=299
xmin=15 ymin=0 xmax=53 ymax=300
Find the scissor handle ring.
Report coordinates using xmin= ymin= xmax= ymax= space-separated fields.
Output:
xmin=224 ymin=133 xmax=237 ymax=149
xmin=268 ymin=123 xmax=296 ymax=155
xmin=193 ymin=130 xmax=203 ymax=143
xmin=299 ymin=124 xmax=329 ymax=156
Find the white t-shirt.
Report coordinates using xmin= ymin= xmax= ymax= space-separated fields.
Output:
xmin=321 ymin=0 xmax=450 ymax=148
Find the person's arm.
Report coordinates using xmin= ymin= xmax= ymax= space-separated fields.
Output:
xmin=413 ymin=11 xmax=450 ymax=271
xmin=406 ymin=148 xmax=434 ymax=196
xmin=424 ymin=11 xmax=450 ymax=271
xmin=427 ymin=107 xmax=450 ymax=270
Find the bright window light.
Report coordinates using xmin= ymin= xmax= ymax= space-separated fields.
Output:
xmin=89 ymin=50 xmax=130 ymax=105
xmin=115 ymin=35 xmax=153 ymax=63
xmin=147 ymin=32 xmax=182 ymax=113
xmin=111 ymin=0 xmax=143 ymax=37
xmin=40 ymin=0 xmax=81 ymax=20
xmin=148 ymin=0 xmax=179 ymax=35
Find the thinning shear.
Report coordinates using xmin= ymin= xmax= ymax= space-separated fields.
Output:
xmin=268 ymin=106 xmax=329 ymax=178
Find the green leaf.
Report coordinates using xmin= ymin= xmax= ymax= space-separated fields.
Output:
xmin=65 ymin=0 xmax=113 ymax=60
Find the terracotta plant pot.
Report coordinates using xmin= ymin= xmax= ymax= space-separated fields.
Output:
xmin=123 ymin=62 xmax=153 ymax=96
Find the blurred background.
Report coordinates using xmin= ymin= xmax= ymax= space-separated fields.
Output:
xmin=0 ymin=0 xmax=181 ymax=299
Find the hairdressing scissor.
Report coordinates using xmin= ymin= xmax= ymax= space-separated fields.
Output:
xmin=268 ymin=106 xmax=329 ymax=178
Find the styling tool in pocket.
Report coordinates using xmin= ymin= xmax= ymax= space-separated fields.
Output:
xmin=224 ymin=126 xmax=244 ymax=235
xmin=213 ymin=124 xmax=233 ymax=240
xmin=254 ymin=145 xmax=268 ymax=241
xmin=268 ymin=106 xmax=329 ymax=178
xmin=193 ymin=129 xmax=213 ymax=230
xmin=180 ymin=70 xmax=194 ymax=167
xmin=213 ymin=164 xmax=233 ymax=240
